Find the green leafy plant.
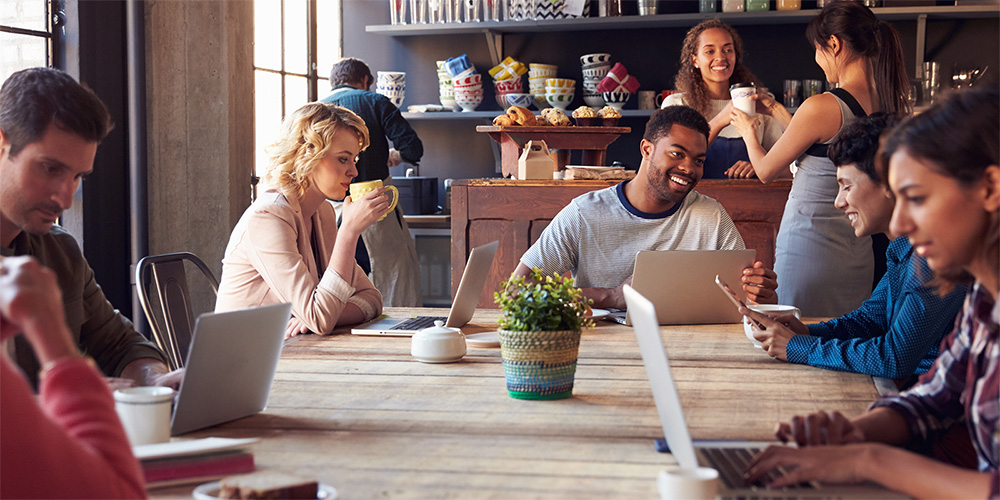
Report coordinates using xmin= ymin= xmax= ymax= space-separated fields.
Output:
xmin=494 ymin=268 xmax=594 ymax=332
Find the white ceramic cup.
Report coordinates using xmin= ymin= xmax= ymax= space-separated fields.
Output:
xmin=744 ymin=304 xmax=801 ymax=349
xmin=657 ymin=467 xmax=719 ymax=500
xmin=730 ymin=82 xmax=756 ymax=117
xmin=114 ymin=386 xmax=175 ymax=446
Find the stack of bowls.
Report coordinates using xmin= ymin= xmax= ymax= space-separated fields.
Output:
xmin=453 ymin=73 xmax=484 ymax=112
xmin=528 ymin=63 xmax=557 ymax=109
xmin=601 ymin=91 xmax=630 ymax=111
xmin=435 ymin=61 xmax=456 ymax=109
xmin=544 ymin=78 xmax=576 ymax=111
xmin=494 ymin=77 xmax=525 ymax=109
xmin=376 ymin=71 xmax=406 ymax=108
xmin=580 ymin=53 xmax=611 ymax=108
xmin=505 ymin=93 xmax=534 ymax=110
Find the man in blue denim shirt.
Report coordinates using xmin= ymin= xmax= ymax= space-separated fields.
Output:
xmin=322 ymin=57 xmax=423 ymax=306
xmin=743 ymin=114 xmax=966 ymax=386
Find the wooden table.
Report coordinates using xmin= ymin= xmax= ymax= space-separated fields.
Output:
xmin=151 ymin=308 xmax=878 ymax=499
xmin=476 ymin=126 xmax=631 ymax=177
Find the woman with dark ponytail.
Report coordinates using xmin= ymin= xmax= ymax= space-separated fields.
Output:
xmin=729 ymin=0 xmax=910 ymax=317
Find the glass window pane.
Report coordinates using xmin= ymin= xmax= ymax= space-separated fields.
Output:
xmin=0 ymin=32 xmax=48 ymax=83
xmin=318 ymin=76 xmax=330 ymax=97
xmin=254 ymin=71 xmax=283 ymax=181
xmin=316 ymin=0 xmax=340 ymax=83
xmin=0 ymin=0 xmax=48 ymax=32
xmin=253 ymin=0 xmax=281 ymax=70
xmin=283 ymin=0 xmax=307 ymax=75
xmin=284 ymin=75 xmax=309 ymax=115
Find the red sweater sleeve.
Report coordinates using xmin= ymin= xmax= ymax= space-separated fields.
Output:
xmin=1 ymin=356 xmax=147 ymax=499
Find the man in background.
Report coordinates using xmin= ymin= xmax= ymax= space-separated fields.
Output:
xmin=322 ymin=57 xmax=423 ymax=307
xmin=0 ymin=67 xmax=174 ymax=389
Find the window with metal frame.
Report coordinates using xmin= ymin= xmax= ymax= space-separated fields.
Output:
xmin=0 ymin=0 xmax=62 ymax=82
xmin=253 ymin=0 xmax=342 ymax=198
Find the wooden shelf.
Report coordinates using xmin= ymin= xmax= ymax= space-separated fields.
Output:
xmin=367 ymin=5 xmax=999 ymax=36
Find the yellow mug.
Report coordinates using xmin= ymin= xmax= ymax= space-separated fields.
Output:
xmin=349 ymin=179 xmax=398 ymax=221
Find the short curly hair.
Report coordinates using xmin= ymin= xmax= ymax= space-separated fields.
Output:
xmin=262 ymin=102 xmax=370 ymax=199
xmin=827 ymin=112 xmax=899 ymax=183
xmin=644 ymin=105 xmax=710 ymax=145
xmin=330 ymin=57 xmax=373 ymax=87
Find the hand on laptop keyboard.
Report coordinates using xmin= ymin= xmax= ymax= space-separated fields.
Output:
xmin=745 ymin=443 xmax=871 ymax=490
xmin=776 ymin=410 xmax=865 ymax=447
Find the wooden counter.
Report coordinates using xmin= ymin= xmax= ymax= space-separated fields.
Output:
xmin=451 ymin=178 xmax=792 ymax=308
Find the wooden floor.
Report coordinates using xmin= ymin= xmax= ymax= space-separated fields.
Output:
xmin=150 ymin=308 xmax=879 ymax=499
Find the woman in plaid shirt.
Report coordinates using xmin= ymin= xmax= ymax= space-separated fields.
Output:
xmin=744 ymin=87 xmax=999 ymax=498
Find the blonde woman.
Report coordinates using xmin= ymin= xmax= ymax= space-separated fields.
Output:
xmin=216 ymin=103 xmax=385 ymax=337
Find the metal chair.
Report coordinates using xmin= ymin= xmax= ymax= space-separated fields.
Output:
xmin=135 ymin=252 xmax=219 ymax=370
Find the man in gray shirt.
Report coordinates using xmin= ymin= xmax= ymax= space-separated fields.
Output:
xmin=516 ymin=105 xmax=777 ymax=309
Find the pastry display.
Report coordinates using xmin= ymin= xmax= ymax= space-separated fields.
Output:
xmin=571 ymin=106 xmax=597 ymax=126
xmin=598 ymin=106 xmax=622 ymax=127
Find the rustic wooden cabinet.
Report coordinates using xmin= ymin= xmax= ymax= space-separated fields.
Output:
xmin=450 ymin=178 xmax=792 ymax=307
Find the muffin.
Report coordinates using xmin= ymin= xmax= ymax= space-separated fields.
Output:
xmin=540 ymin=108 xmax=571 ymax=127
xmin=598 ymin=105 xmax=622 ymax=127
xmin=571 ymin=106 xmax=597 ymax=126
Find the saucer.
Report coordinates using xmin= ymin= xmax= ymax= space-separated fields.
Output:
xmin=193 ymin=480 xmax=338 ymax=500
xmin=464 ymin=331 xmax=500 ymax=348
xmin=588 ymin=308 xmax=610 ymax=321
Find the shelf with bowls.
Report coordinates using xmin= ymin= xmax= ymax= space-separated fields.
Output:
xmin=367 ymin=5 xmax=999 ymax=36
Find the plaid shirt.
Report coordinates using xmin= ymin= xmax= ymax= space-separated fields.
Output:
xmin=872 ymin=282 xmax=999 ymax=496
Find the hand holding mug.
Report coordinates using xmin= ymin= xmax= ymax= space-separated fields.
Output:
xmin=343 ymin=185 xmax=393 ymax=234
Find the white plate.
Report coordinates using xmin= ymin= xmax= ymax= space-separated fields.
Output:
xmin=193 ymin=480 xmax=338 ymax=500
xmin=464 ymin=331 xmax=500 ymax=348
xmin=588 ymin=308 xmax=610 ymax=321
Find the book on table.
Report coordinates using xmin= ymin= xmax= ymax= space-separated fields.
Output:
xmin=134 ymin=437 xmax=259 ymax=488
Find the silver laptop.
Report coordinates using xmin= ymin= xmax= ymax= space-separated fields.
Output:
xmin=623 ymin=285 xmax=907 ymax=499
xmin=618 ymin=249 xmax=755 ymax=326
xmin=351 ymin=240 xmax=498 ymax=336
xmin=171 ymin=302 xmax=292 ymax=436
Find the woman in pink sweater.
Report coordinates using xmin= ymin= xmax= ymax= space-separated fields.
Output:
xmin=1 ymin=256 xmax=146 ymax=499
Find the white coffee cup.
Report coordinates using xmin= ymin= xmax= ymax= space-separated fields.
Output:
xmin=730 ymin=82 xmax=756 ymax=117
xmin=657 ymin=467 xmax=719 ymax=500
xmin=744 ymin=304 xmax=801 ymax=349
xmin=114 ymin=386 xmax=175 ymax=446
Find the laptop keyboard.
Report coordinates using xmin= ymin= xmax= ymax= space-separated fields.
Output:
xmin=700 ymin=447 xmax=815 ymax=493
xmin=388 ymin=315 xmax=447 ymax=331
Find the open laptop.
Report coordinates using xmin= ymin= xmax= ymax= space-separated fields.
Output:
xmin=351 ymin=240 xmax=499 ymax=336
xmin=623 ymin=285 xmax=907 ymax=499
xmin=171 ymin=302 xmax=292 ymax=436
xmin=610 ymin=249 xmax=755 ymax=326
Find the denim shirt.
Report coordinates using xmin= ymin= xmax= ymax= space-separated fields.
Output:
xmin=788 ymin=237 xmax=967 ymax=378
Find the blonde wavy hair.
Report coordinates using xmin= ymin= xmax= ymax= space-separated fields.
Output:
xmin=263 ymin=102 xmax=370 ymax=199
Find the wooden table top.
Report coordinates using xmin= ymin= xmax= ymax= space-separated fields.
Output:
xmin=150 ymin=308 xmax=879 ymax=499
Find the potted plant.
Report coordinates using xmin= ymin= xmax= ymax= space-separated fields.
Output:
xmin=494 ymin=268 xmax=593 ymax=400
